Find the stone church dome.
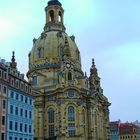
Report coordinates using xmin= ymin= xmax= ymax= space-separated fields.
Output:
xmin=27 ymin=0 xmax=83 ymax=89
xmin=28 ymin=31 xmax=81 ymax=72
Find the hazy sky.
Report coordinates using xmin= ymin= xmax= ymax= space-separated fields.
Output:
xmin=0 ymin=0 xmax=140 ymax=122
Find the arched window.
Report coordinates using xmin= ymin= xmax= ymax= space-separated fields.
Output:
xmin=94 ymin=111 xmax=97 ymax=125
xmin=48 ymin=108 xmax=55 ymax=137
xmin=68 ymin=72 xmax=72 ymax=81
xmin=58 ymin=11 xmax=62 ymax=22
xmin=68 ymin=106 xmax=75 ymax=137
xmin=68 ymin=106 xmax=75 ymax=121
xmin=49 ymin=10 xmax=54 ymax=22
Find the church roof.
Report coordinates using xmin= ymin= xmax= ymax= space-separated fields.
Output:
xmin=48 ymin=0 xmax=62 ymax=7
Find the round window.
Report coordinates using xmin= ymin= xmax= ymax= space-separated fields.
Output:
xmin=67 ymin=90 xmax=75 ymax=98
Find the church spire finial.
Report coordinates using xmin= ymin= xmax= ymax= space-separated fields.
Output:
xmin=92 ymin=58 xmax=95 ymax=66
xmin=10 ymin=51 xmax=17 ymax=69
xmin=12 ymin=51 xmax=15 ymax=62
xmin=90 ymin=58 xmax=98 ymax=75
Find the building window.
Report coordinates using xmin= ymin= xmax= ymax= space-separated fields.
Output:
xmin=58 ymin=11 xmax=62 ymax=22
xmin=49 ymin=125 xmax=55 ymax=137
xmin=25 ymin=97 xmax=28 ymax=103
xmin=15 ymin=137 xmax=17 ymax=140
xmin=24 ymin=124 xmax=27 ymax=133
xmin=20 ymin=123 xmax=23 ymax=132
xmin=48 ymin=108 xmax=55 ymax=137
xmin=20 ymin=108 xmax=23 ymax=116
xmin=9 ymin=136 xmax=12 ymax=140
xmin=68 ymin=106 xmax=75 ymax=137
xmin=68 ymin=72 xmax=72 ymax=81
xmin=37 ymin=48 xmax=43 ymax=58
xmin=16 ymin=81 xmax=19 ymax=88
xmin=68 ymin=123 xmax=75 ymax=137
xmin=2 ymin=100 xmax=6 ymax=109
xmin=10 ymin=91 xmax=14 ymax=98
xmin=16 ymin=94 xmax=19 ymax=100
xmin=2 ymin=116 xmax=5 ymax=125
xmin=29 ymin=111 xmax=32 ymax=119
xmin=29 ymin=125 xmax=32 ymax=133
xmin=68 ymin=106 xmax=75 ymax=121
xmin=9 ymin=121 xmax=13 ymax=130
xmin=49 ymin=10 xmax=54 ymax=22
xmin=48 ymin=95 xmax=54 ymax=101
xmin=3 ymin=86 xmax=7 ymax=94
xmin=15 ymin=122 xmax=18 ymax=131
xmin=11 ymin=79 xmax=14 ymax=86
xmin=93 ymin=112 xmax=97 ymax=125
xmin=20 ymin=83 xmax=24 ymax=90
xmin=15 ymin=107 xmax=18 ymax=115
xmin=48 ymin=108 xmax=55 ymax=123
xmin=25 ymin=85 xmax=28 ymax=92
xmin=1 ymin=133 xmax=5 ymax=140
xmin=20 ymin=138 xmax=22 ymax=140
xmin=4 ymin=72 xmax=7 ymax=80
xmin=10 ymin=105 xmax=13 ymax=114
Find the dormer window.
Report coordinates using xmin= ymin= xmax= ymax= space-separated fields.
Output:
xmin=37 ymin=48 xmax=43 ymax=59
xmin=11 ymin=79 xmax=14 ymax=86
xmin=16 ymin=81 xmax=19 ymax=88
xmin=4 ymin=72 xmax=7 ymax=80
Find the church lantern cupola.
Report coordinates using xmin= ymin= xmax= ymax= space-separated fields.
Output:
xmin=44 ymin=0 xmax=65 ymax=32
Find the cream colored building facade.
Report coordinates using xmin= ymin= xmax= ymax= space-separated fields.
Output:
xmin=27 ymin=0 xmax=110 ymax=140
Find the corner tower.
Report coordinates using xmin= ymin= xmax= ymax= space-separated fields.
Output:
xmin=27 ymin=1 xmax=110 ymax=140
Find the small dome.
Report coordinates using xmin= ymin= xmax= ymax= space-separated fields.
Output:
xmin=28 ymin=31 xmax=81 ymax=72
xmin=48 ymin=0 xmax=62 ymax=7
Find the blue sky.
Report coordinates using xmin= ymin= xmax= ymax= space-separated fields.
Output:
xmin=0 ymin=0 xmax=140 ymax=122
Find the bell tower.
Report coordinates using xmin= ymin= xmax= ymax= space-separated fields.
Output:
xmin=44 ymin=0 xmax=65 ymax=32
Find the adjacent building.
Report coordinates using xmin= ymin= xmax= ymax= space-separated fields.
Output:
xmin=27 ymin=0 xmax=110 ymax=140
xmin=119 ymin=123 xmax=140 ymax=140
xmin=109 ymin=121 xmax=120 ymax=140
xmin=0 ymin=59 xmax=8 ymax=140
xmin=0 ymin=53 xmax=34 ymax=140
xmin=109 ymin=121 xmax=140 ymax=140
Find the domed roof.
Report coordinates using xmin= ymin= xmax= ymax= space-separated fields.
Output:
xmin=28 ymin=31 xmax=81 ymax=73
xmin=48 ymin=0 xmax=62 ymax=7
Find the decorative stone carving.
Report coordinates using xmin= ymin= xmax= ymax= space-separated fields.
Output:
xmin=70 ymin=35 xmax=75 ymax=42
xmin=57 ymin=31 xmax=63 ymax=38
xmin=33 ymin=38 xmax=37 ymax=43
